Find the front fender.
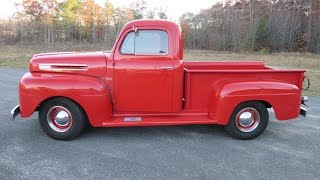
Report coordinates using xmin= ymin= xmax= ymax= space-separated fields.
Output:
xmin=209 ymin=81 xmax=301 ymax=125
xmin=19 ymin=72 xmax=112 ymax=127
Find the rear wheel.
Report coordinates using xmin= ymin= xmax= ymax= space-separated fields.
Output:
xmin=39 ymin=97 xmax=87 ymax=140
xmin=225 ymin=101 xmax=269 ymax=140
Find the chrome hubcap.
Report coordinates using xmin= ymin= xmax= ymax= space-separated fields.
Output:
xmin=55 ymin=111 xmax=70 ymax=126
xmin=235 ymin=108 xmax=260 ymax=133
xmin=47 ymin=106 xmax=73 ymax=132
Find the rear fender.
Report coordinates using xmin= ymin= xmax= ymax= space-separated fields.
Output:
xmin=19 ymin=72 xmax=112 ymax=127
xmin=209 ymin=81 xmax=301 ymax=125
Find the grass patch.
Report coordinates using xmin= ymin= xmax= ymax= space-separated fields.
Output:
xmin=0 ymin=44 xmax=108 ymax=68
xmin=0 ymin=46 xmax=318 ymax=96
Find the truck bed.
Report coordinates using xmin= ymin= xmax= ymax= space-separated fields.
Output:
xmin=183 ymin=61 xmax=305 ymax=112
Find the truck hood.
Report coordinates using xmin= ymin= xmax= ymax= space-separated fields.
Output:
xmin=29 ymin=51 xmax=110 ymax=77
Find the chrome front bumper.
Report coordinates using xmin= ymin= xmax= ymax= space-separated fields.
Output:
xmin=300 ymin=107 xmax=307 ymax=117
xmin=11 ymin=105 xmax=21 ymax=120
xmin=300 ymin=96 xmax=308 ymax=117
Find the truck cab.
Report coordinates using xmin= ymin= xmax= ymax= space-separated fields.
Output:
xmin=11 ymin=20 xmax=307 ymax=140
xmin=110 ymin=20 xmax=184 ymax=113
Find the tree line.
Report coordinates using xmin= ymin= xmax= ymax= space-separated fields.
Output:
xmin=0 ymin=0 xmax=167 ymax=47
xmin=180 ymin=0 xmax=320 ymax=53
xmin=0 ymin=0 xmax=320 ymax=53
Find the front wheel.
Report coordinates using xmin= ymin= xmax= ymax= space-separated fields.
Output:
xmin=224 ymin=101 xmax=269 ymax=140
xmin=39 ymin=97 xmax=87 ymax=140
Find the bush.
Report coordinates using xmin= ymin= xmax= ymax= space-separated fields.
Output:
xmin=259 ymin=47 xmax=270 ymax=54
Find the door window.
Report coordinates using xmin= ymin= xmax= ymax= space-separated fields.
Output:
xmin=120 ymin=30 xmax=168 ymax=55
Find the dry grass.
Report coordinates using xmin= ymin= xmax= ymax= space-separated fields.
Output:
xmin=0 ymin=46 xmax=318 ymax=96
xmin=0 ymin=44 xmax=108 ymax=68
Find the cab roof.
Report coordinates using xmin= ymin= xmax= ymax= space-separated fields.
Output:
xmin=122 ymin=19 xmax=181 ymax=31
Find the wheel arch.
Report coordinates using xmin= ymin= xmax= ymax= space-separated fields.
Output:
xmin=259 ymin=100 xmax=272 ymax=109
xmin=209 ymin=81 xmax=300 ymax=125
xmin=32 ymin=93 xmax=112 ymax=127
xmin=225 ymin=100 xmax=272 ymax=123
xmin=39 ymin=96 xmax=89 ymax=120
xmin=19 ymin=72 xmax=113 ymax=126
xmin=235 ymin=100 xmax=271 ymax=109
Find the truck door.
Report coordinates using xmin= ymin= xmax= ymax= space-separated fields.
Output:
xmin=113 ymin=28 xmax=174 ymax=112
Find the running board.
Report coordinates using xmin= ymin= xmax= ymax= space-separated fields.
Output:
xmin=101 ymin=113 xmax=217 ymax=127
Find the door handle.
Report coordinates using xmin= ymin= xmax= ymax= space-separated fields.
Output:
xmin=161 ymin=67 xmax=172 ymax=70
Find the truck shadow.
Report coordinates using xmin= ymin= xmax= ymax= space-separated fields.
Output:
xmin=80 ymin=124 xmax=228 ymax=141
xmin=15 ymin=115 xmax=274 ymax=141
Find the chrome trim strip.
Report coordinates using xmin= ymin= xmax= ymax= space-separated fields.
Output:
xmin=161 ymin=66 xmax=173 ymax=70
xmin=38 ymin=64 xmax=88 ymax=71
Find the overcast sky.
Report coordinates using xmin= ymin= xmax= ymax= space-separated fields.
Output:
xmin=0 ymin=0 xmax=220 ymax=21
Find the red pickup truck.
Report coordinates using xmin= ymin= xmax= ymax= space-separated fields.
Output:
xmin=11 ymin=20 xmax=307 ymax=140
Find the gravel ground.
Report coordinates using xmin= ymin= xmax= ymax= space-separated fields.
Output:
xmin=0 ymin=67 xmax=319 ymax=180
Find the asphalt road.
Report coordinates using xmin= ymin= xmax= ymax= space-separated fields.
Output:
xmin=0 ymin=67 xmax=319 ymax=180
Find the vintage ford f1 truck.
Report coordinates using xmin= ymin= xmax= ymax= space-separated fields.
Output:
xmin=11 ymin=20 xmax=307 ymax=140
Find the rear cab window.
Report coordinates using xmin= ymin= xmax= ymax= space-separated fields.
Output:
xmin=120 ymin=30 xmax=168 ymax=55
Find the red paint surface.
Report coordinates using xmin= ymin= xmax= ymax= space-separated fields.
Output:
xmin=18 ymin=20 xmax=305 ymax=127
